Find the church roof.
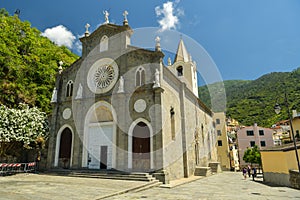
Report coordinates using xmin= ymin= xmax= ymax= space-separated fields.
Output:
xmin=89 ymin=23 xmax=133 ymax=38
xmin=174 ymin=39 xmax=189 ymax=63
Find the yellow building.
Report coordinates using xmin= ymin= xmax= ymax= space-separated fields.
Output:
xmin=292 ymin=110 xmax=300 ymax=139
xmin=227 ymin=117 xmax=240 ymax=171
xmin=261 ymin=142 xmax=300 ymax=187
xmin=214 ymin=112 xmax=231 ymax=170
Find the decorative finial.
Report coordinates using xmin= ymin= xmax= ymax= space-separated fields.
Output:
xmin=123 ymin=10 xmax=128 ymax=25
xmin=85 ymin=23 xmax=90 ymax=37
xmin=155 ymin=36 xmax=161 ymax=51
xmin=14 ymin=9 xmax=20 ymax=18
xmin=168 ymin=57 xmax=172 ymax=66
xmin=58 ymin=61 xmax=63 ymax=74
xmin=155 ymin=36 xmax=161 ymax=43
xmin=103 ymin=10 xmax=109 ymax=24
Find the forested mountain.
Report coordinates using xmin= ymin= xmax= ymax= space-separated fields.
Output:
xmin=0 ymin=9 xmax=78 ymax=114
xmin=199 ymin=68 xmax=300 ymax=127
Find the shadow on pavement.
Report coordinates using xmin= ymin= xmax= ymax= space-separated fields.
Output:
xmin=252 ymin=176 xmax=291 ymax=188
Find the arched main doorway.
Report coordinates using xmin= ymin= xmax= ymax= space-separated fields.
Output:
xmin=58 ymin=127 xmax=72 ymax=168
xmin=132 ymin=122 xmax=151 ymax=171
xmin=83 ymin=101 xmax=116 ymax=170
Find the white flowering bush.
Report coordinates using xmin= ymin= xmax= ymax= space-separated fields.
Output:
xmin=0 ymin=104 xmax=49 ymax=158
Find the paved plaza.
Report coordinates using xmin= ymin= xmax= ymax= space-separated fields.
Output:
xmin=0 ymin=173 xmax=144 ymax=200
xmin=108 ymin=172 xmax=300 ymax=200
xmin=0 ymin=172 xmax=299 ymax=200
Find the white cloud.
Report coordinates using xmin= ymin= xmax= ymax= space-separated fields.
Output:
xmin=155 ymin=1 xmax=184 ymax=31
xmin=74 ymin=38 xmax=82 ymax=54
xmin=42 ymin=25 xmax=76 ymax=48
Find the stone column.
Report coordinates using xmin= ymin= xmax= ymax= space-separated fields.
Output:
xmin=115 ymin=92 xmax=127 ymax=171
xmin=152 ymin=87 xmax=164 ymax=171
xmin=72 ymin=98 xmax=85 ymax=169
xmin=47 ymin=76 xmax=63 ymax=169
xmin=179 ymin=82 xmax=189 ymax=177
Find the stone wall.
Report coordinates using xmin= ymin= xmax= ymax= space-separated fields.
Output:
xmin=289 ymin=170 xmax=300 ymax=190
xmin=263 ymin=172 xmax=290 ymax=186
xmin=261 ymin=153 xmax=300 ymax=189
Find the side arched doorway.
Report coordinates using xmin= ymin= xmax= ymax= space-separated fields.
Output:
xmin=58 ymin=127 xmax=72 ymax=168
xmin=132 ymin=122 xmax=150 ymax=171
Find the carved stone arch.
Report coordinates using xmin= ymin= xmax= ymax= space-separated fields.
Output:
xmin=128 ymin=118 xmax=153 ymax=171
xmin=54 ymin=124 xmax=74 ymax=168
xmin=66 ymin=80 xmax=74 ymax=97
xmin=135 ymin=66 xmax=145 ymax=87
xmin=176 ymin=66 xmax=183 ymax=76
xmin=82 ymin=101 xmax=117 ymax=169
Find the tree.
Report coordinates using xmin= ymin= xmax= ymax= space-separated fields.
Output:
xmin=0 ymin=104 xmax=49 ymax=161
xmin=0 ymin=9 xmax=78 ymax=113
xmin=243 ymin=145 xmax=261 ymax=165
xmin=0 ymin=8 xmax=9 ymax=17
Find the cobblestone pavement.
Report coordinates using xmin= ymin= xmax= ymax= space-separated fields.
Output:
xmin=0 ymin=173 xmax=145 ymax=200
xmin=0 ymin=172 xmax=299 ymax=200
xmin=108 ymin=172 xmax=300 ymax=200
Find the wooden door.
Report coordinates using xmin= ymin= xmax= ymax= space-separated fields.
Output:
xmin=100 ymin=146 xmax=108 ymax=169
xmin=132 ymin=122 xmax=150 ymax=171
xmin=59 ymin=128 xmax=72 ymax=169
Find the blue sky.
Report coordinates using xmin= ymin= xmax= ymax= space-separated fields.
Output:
xmin=2 ymin=0 xmax=300 ymax=82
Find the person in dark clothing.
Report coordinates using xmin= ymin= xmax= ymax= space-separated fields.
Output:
xmin=242 ymin=167 xmax=247 ymax=179
xmin=252 ymin=167 xmax=257 ymax=181
xmin=247 ymin=165 xmax=251 ymax=177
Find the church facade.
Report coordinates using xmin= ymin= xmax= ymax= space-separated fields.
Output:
xmin=47 ymin=13 xmax=218 ymax=182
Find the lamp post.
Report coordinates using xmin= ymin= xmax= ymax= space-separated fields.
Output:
xmin=274 ymin=87 xmax=300 ymax=173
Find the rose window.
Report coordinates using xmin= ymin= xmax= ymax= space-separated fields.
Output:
xmin=87 ymin=58 xmax=119 ymax=94
xmin=93 ymin=65 xmax=115 ymax=89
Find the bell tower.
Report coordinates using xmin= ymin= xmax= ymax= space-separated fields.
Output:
xmin=168 ymin=39 xmax=198 ymax=97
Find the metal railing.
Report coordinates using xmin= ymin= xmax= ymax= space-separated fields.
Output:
xmin=0 ymin=162 xmax=36 ymax=176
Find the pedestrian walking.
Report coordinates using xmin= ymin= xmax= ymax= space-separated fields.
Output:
xmin=252 ymin=167 xmax=257 ymax=181
xmin=242 ymin=167 xmax=247 ymax=179
xmin=247 ymin=165 xmax=251 ymax=177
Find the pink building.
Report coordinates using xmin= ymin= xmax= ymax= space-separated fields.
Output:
xmin=237 ymin=123 xmax=274 ymax=167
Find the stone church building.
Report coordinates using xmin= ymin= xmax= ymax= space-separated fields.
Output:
xmin=47 ymin=13 xmax=218 ymax=182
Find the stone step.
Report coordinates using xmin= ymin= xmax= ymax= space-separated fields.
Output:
xmin=45 ymin=170 xmax=157 ymax=182
xmin=194 ymin=167 xmax=212 ymax=177
xmin=208 ymin=162 xmax=222 ymax=174
xmin=70 ymin=173 xmax=154 ymax=181
xmin=97 ymin=180 xmax=161 ymax=199
xmin=131 ymin=180 xmax=161 ymax=193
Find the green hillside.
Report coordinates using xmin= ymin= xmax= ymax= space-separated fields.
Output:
xmin=199 ymin=68 xmax=300 ymax=127
xmin=0 ymin=9 xmax=79 ymax=113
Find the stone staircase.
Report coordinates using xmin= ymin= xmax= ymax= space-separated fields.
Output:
xmin=45 ymin=169 xmax=161 ymax=195
xmin=194 ymin=166 xmax=212 ymax=177
xmin=194 ymin=162 xmax=222 ymax=177
xmin=45 ymin=169 xmax=159 ymax=182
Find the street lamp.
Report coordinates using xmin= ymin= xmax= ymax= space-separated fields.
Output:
xmin=274 ymin=87 xmax=300 ymax=173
